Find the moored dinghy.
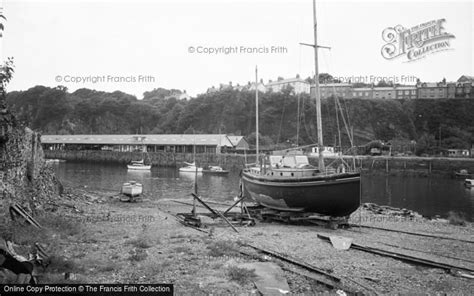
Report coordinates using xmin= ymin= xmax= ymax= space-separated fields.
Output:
xmin=455 ymin=169 xmax=472 ymax=178
xmin=179 ymin=162 xmax=203 ymax=173
xmin=202 ymin=165 xmax=229 ymax=175
xmin=127 ymin=160 xmax=151 ymax=170
xmin=121 ymin=181 xmax=143 ymax=201
xmin=465 ymin=179 xmax=474 ymax=188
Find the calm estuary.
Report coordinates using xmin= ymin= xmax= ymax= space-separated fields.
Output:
xmin=51 ymin=161 xmax=474 ymax=221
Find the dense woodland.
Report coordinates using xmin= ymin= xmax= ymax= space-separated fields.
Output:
xmin=6 ymin=85 xmax=474 ymax=155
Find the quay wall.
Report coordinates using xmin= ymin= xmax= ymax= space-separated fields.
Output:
xmin=44 ymin=150 xmax=474 ymax=175
xmin=44 ymin=150 xmax=256 ymax=170
xmin=316 ymin=156 xmax=474 ymax=176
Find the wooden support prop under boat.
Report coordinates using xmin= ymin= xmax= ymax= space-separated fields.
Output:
xmin=244 ymin=205 xmax=349 ymax=229
xmin=190 ymin=193 xmax=238 ymax=233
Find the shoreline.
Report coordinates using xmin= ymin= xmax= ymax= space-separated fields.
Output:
xmin=4 ymin=187 xmax=472 ymax=294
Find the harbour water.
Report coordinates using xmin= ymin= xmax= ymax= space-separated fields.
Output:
xmin=52 ymin=161 xmax=474 ymax=221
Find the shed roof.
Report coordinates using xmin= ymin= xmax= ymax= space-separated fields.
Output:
xmin=41 ymin=134 xmax=234 ymax=147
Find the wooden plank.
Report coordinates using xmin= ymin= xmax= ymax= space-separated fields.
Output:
xmin=223 ymin=194 xmax=246 ymax=215
xmin=191 ymin=193 xmax=219 ymax=216
xmin=9 ymin=204 xmax=42 ymax=229
xmin=239 ymin=262 xmax=290 ymax=295
xmin=191 ymin=193 xmax=239 ymax=233
xmin=172 ymin=213 xmax=209 ymax=234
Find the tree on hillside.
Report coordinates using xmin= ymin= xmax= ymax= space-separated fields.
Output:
xmin=0 ymin=58 xmax=14 ymax=97
xmin=319 ymin=73 xmax=341 ymax=84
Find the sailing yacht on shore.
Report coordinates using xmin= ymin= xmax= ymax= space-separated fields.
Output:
xmin=240 ymin=0 xmax=361 ymax=217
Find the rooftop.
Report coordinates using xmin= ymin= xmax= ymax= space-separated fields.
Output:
xmin=266 ymin=78 xmax=309 ymax=86
xmin=41 ymin=134 xmax=234 ymax=147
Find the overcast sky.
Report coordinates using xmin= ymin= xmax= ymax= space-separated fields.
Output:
xmin=1 ymin=0 xmax=472 ymax=98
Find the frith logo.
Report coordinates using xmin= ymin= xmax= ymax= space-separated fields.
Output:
xmin=381 ymin=19 xmax=455 ymax=62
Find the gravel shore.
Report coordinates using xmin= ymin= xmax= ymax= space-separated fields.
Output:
xmin=10 ymin=187 xmax=472 ymax=295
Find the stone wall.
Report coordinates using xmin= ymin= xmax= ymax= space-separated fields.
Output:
xmin=317 ymin=156 xmax=474 ymax=176
xmin=0 ymin=99 xmax=62 ymax=213
xmin=44 ymin=149 xmax=255 ymax=171
xmin=44 ymin=149 xmax=474 ymax=176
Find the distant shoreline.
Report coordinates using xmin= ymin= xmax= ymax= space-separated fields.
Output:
xmin=44 ymin=150 xmax=474 ymax=176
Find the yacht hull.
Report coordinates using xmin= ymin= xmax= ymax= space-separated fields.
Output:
xmin=241 ymin=171 xmax=361 ymax=217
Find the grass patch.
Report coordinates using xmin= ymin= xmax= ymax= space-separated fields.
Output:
xmin=143 ymin=259 xmax=173 ymax=275
xmin=0 ymin=211 xmax=82 ymax=250
xmin=44 ymin=255 xmax=82 ymax=274
xmin=207 ymin=240 xmax=240 ymax=257
xmin=169 ymin=233 xmax=188 ymax=240
xmin=0 ymin=221 xmax=49 ymax=246
xmin=96 ymin=262 xmax=119 ymax=272
xmin=128 ymin=248 xmax=148 ymax=262
xmin=36 ymin=213 xmax=82 ymax=237
xmin=447 ymin=211 xmax=466 ymax=226
xmin=173 ymin=245 xmax=193 ymax=254
xmin=125 ymin=236 xmax=155 ymax=249
xmin=227 ymin=266 xmax=257 ymax=285
xmin=39 ymin=272 xmax=83 ymax=284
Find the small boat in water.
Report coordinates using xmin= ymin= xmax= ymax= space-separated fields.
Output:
xmin=121 ymin=181 xmax=143 ymax=198
xmin=465 ymin=179 xmax=474 ymax=188
xmin=179 ymin=162 xmax=203 ymax=173
xmin=127 ymin=160 xmax=151 ymax=170
xmin=45 ymin=159 xmax=66 ymax=163
xmin=202 ymin=165 xmax=229 ymax=175
xmin=455 ymin=169 xmax=472 ymax=178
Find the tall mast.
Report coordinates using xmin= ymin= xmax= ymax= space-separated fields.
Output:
xmin=255 ymin=66 xmax=259 ymax=164
xmin=313 ymin=0 xmax=325 ymax=170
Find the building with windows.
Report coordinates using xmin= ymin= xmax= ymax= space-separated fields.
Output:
xmin=395 ymin=86 xmax=417 ymax=99
xmin=227 ymin=136 xmax=250 ymax=150
xmin=206 ymin=75 xmax=474 ymax=100
xmin=372 ymin=87 xmax=397 ymax=99
xmin=351 ymin=87 xmax=373 ymax=99
xmin=41 ymin=134 xmax=235 ymax=154
xmin=417 ymin=82 xmax=447 ymax=99
xmin=319 ymin=83 xmax=352 ymax=99
xmin=246 ymin=81 xmax=267 ymax=92
xmin=266 ymin=77 xmax=310 ymax=94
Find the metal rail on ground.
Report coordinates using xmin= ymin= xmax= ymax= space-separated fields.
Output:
xmin=317 ymin=234 xmax=474 ymax=274
xmin=350 ymin=224 xmax=474 ymax=244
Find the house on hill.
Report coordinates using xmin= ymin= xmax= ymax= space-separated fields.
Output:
xmin=456 ymin=75 xmax=474 ymax=98
xmin=266 ymin=77 xmax=310 ymax=94
xmin=457 ymin=75 xmax=474 ymax=83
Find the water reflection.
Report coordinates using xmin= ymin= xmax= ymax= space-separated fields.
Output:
xmin=362 ymin=174 xmax=473 ymax=221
